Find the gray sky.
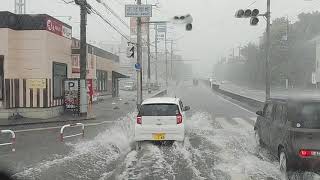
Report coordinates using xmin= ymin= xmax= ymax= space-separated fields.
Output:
xmin=2 ymin=0 xmax=320 ymax=76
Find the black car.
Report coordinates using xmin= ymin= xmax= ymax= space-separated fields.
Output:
xmin=254 ymin=97 xmax=320 ymax=175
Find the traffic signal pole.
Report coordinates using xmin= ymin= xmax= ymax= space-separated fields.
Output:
xmin=136 ymin=0 xmax=143 ymax=108
xmin=165 ymin=29 xmax=168 ymax=87
xmin=147 ymin=19 xmax=151 ymax=94
xmin=155 ymin=24 xmax=158 ymax=85
xmin=265 ymin=0 xmax=271 ymax=100
xmin=170 ymin=40 xmax=173 ymax=80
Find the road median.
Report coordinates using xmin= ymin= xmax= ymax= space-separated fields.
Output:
xmin=204 ymin=80 xmax=264 ymax=109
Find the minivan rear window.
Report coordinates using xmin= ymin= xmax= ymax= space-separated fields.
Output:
xmin=299 ymin=103 xmax=320 ymax=129
xmin=139 ymin=104 xmax=179 ymax=116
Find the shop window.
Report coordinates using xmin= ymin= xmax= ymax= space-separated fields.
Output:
xmin=53 ymin=62 xmax=67 ymax=99
xmin=96 ymin=70 xmax=108 ymax=91
xmin=0 ymin=55 xmax=3 ymax=100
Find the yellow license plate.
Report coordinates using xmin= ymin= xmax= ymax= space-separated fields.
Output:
xmin=152 ymin=133 xmax=166 ymax=140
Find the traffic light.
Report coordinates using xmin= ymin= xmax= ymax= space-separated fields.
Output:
xmin=235 ymin=9 xmax=245 ymax=18
xmin=244 ymin=9 xmax=252 ymax=18
xmin=250 ymin=17 xmax=259 ymax=26
xmin=186 ymin=23 xmax=192 ymax=31
xmin=172 ymin=14 xmax=193 ymax=31
xmin=127 ymin=45 xmax=135 ymax=58
xmin=251 ymin=9 xmax=260 ymax=17
xmin=235 ymin=8 xmax=261 ymax=26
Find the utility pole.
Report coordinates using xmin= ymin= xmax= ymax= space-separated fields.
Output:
xmin=154 ymin=24 xmax=158 ymax=85
xmin=136 ymin=0 xmax=143 ymax=108
xmin=165 ymin=28 xmax=168 ymax=87
xmin=15 ymin=0 xmax=26 ymax=14
xmin=265 ymin=0 xmax=271 ymax=100
xmin=75 ymin=0 xmax=90 ymax=116
xmin=232 ymin=48 xmax=235 ymax=61
xmin=147 ymin=18 xmax=151 ymax=94
xmin=286 ymin=15 xmax=290 ymax=89
xmin=238 ymin=45 xmax=241 ymax=60
xmin=170 ymin=40 xmax=173 ymax=80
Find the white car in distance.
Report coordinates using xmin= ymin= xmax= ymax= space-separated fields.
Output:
xmin=134 ymin=97 xmax=190 ymax=150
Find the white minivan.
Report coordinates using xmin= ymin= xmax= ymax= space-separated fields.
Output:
xmin=134 ymin=97 xmax=190 ymax=149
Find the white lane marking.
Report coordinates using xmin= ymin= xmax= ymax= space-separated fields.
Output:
xmin=232 ymin=117 xmax=251 ymax=128
xmin=217 ymin=95 xmax=256 ymax=116
xmin=250 ymin=117 xmax=257 ymax=123
xmin=230 ymin=174 xmax=247 ymax=180
xmin=215 ymin=117 xmax=233 ymax=129
xmin=13 ymin=121 xmax=116 ymax=133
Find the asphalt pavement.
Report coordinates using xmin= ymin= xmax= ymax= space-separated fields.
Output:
xmin=1 ymin=82 xmax=319 ymax=180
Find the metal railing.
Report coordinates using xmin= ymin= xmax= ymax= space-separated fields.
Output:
xmin=60 ymin=123 xmax=85 ymax=142
xmin=0 ymin=129 xmax=16 ymax=152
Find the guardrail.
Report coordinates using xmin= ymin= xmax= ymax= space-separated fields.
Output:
xmin=60 ymin=123 xmax=85 ymax=142
xmin=0 ymin=129 xmax=16 ymax=152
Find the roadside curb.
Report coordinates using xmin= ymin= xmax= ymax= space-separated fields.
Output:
xmin=0 ymin=116 xmax=96 ymax=127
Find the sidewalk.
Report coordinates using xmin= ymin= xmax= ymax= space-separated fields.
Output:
xmin=0 ymin=93 xmax=128 ymax=127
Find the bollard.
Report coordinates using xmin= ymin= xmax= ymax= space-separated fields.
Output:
xmin=0 ymin=130 xmax=16 ymax=152
xmin=60 ymin=123 xmax=85 ymax=142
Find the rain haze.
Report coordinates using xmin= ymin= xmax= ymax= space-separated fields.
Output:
xmin=1 ymin=0 xmax=320 ymax=77
xmin=2 ymin=0 xmax=320 ymax=180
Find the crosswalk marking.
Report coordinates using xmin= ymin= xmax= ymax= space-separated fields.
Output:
xmin=214 ymin=116 xmax=255 ymax=129
xmin=232 ymin=117 xmax=252 ymax=127
xmin=215 ymin=117 xmax=234 ymax=129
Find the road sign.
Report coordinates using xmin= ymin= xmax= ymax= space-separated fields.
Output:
xmin=125 ymin=5 xmax=152 ymax=17
xmin=157 ymin=24 xmax=166 ymax=32
xmin=135 ymin=63 xmax=141 ymax=71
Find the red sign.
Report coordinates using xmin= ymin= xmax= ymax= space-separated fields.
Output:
xmin=72 ymin=55 xmax=80 ymax=73
xmin=87 ymin=79 xmax=94 ymax=103
xmin=46 ymin=17 xmax=72 ymax=39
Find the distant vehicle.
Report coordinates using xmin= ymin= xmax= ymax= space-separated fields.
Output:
xmin=123 ymin=81 xmax=136 ymax=91
xmin=193 ymin=79 xmax=198 ymax=86
xmin=134 ymin=97 xmax=190 ymax=150
xmin=254 ymin=97 xmax=320 ymax=177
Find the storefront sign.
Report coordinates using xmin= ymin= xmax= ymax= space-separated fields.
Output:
xmin=72 ymin=55 xmax=80 ymax=73
xmin=71 ymin=54 xmax=96 ymax=79
xmin=46 ymin=17 xmax=72 ymax=39
xmin=27 ymin=79 xmax=46 ymax=89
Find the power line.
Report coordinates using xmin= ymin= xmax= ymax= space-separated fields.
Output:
xmin=97 ymin=1 xmax=129 ymax=29
xmin=59 ymin=0 xmax=130 ymax=42
xmin=91 ymin=7 xmax=130 ymax=41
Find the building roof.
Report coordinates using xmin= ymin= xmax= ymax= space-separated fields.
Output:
xmin=0 ymin=11 xmax=72 ymax=30
xmin=71 ymin=38 xmax=119 ymax=63
xmin=142 ymin=97 xmax=180 ymax=105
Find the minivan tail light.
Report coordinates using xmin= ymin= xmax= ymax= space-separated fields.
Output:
xmin=137 ymin=116 xmax=142 ymax=124
xmin=299 ymin=150 xmax=316 ymax=158
xmin=176 ymin=113 xmax=182 ymax=124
